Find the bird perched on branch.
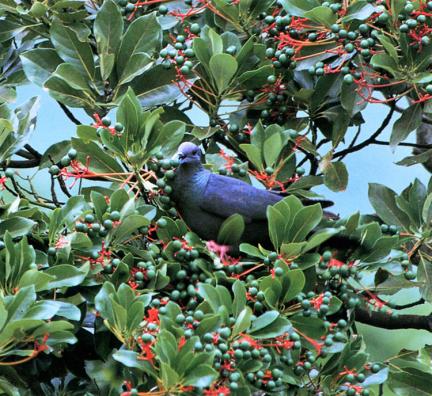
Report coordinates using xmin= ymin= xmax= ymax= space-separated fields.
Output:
xmin=171 ymin=142 xmax=333 ymax=249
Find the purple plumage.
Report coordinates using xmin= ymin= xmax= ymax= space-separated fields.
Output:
xmin=171 ymin=143 xmax=283 ymax=246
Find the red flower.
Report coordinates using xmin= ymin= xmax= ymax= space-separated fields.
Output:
xmin=0 ymin=176 xmax=6 ymax=190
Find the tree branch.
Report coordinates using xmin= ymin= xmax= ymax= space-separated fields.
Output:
xmin=57 ymin=101 xmax=82 ymax=125
xmin=355 ymin=306 xmax=432 ymax=331
xmin=57 ymin=176 xmax=72 ymax=198
xmin=3 ymin=159 xmax=40 ymax=168
xmin=24 ymin=144 xmax=42 ymax=159
xmin=373 ymin=140 xmax=432 ymax=150
xmin=334 ymin=104 xmax=395 ymax=159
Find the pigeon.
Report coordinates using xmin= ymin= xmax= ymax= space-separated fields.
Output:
xmin=171 ymin=142 xmax=322 ymax=248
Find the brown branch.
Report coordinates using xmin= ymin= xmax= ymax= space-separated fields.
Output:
xmin=57 ymin=176 xmax=72 ymax=198
xmin=373 ymin=140 xmax=432 ymax=150
xmin=355 ymin=306 xmax=432 ymax=330
xmin=334 ymin=104 xmax=396 ymax=159
xmin=57 ymin=101 xmax=82 ymax=125
xmin=24 ymin=144 xmax=42 ymax=159
xmin=3 ymin=159 xmax=40 ymax=168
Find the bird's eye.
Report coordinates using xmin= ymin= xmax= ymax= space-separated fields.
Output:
xmin=178 ymin=154 xmax=185 ymax=159
xmin=192 ymin=150 xmax=198 ymax=155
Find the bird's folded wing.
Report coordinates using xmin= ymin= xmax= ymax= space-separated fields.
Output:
xmin=199 ymin=174 xmax=281 ymax=221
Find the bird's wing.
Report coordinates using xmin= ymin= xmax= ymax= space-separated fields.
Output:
xmin=199 ymin=173 xmax=282 ymax=221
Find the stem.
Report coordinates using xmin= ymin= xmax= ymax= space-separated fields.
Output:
xmin=333 ymin=104 xmax=395 ymax=159
xmin=354 ymin=306 xmax=432 ymax=330
xmin=57 ymin=101 xmax=82 ymax=125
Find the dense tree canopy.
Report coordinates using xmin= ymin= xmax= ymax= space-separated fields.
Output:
xmin=1 ymin=0 xmax=432 ymax=395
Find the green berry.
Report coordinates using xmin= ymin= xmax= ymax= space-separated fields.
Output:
xmin=67 ymin=148 xmax=77 ymax=159
xmin=190 ymin=23 xmax=201 ymax=34
xmin=49 ymin=165 xmax=60 ymax=175
xmin=109 ymin=211 xmax=121 ymax=221
xmin=343 ymin=74 xmax=354 ymax=84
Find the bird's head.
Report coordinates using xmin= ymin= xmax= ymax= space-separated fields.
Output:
xmin=176 ymin=142 xmax=202 ymax=166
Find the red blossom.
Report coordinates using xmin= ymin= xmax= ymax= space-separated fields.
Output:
xmin=310 ymin=293 xmax=325 ymax=310
xmin=88 ymin=241 xmax=112 ymax=267
xmin=178 ymin=336 xmax=187 ymax=351
xmin=237 ymin=334 xmax=261 ymax=350
xmin=92 ymin=113 xmax=116 ymax=135
xmin=60 ymin=157 xmax=97 ymax=188
xmin=219 ymin=149 xmax=236 ymax=171
xmin=0 ymin=176 xmax=6 ymax=190
xmin=137 ymin=336 xmax=155 ymax=364
xmin=262 ymin=333 xmax=294 ymax=353
xmin=173 ymin=236 xmax=194 ymax=252
xmin=54 ymin=236 xmax=68 ymax=249
xmin=251 ymin=170 xmax=286 ymax=191
xmin=34 ymin=333 xmax=50 ymax=353
xmin=145 ymin=307 xmax=160 ymax=325
xmin=338 ymin=366 xmax=357 ymax=378
xmin=206 ymin=240 xmax=232 ymax=264
xmin=204 ymin=385 xmax=231 ymax=396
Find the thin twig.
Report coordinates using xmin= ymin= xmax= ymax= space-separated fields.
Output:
xmin=333 ymin=104 xmax=396 ymax=159
xmin=57 ymin=101 xmax=82 ymax=125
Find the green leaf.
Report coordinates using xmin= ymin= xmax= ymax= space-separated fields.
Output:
xmin=44 ymin=76 xmax=96 ymax=109
xmin=389 ymin=367 xmax=432 ymax=395
xmin=377 ymin=34 xmax=399 ymax=63
xmin=39 ymin=140 xmax=72 ymax=169
xmin=240 ymin=143 xmax=263 ymax=170
xmin=390 ymin=104 xmax=422 ymax=147
xmin=71 ymin=138 xmax=124 ymax=173
xmin=232 ymin=280 xmax=247 ymax=317
xmin=116 ymin=13 xmax=162 ymax=74
xmin=20 ymin=49 xmax=63 ymax=87
xmin=160 ymin=362 xmax=179 ymax=389
xmin=422 ymin=193 xmax=432 ymax=223
xmin=183 ymin=365 xmax=218 ymax=388
xmin=0 ymin=217 xmax=35 ymax=238
xmin=323 ymin=161 xmax=349 ymax=192
xmin=18 ymin=270 xmax=55 ymax=292
xmin=109 ymin=215 xmax=150 ymax=244
xmin=94 ymin=0 xmax=123 ymax=79
xmin=131 ymin=65 xmax=180 ymax=107
xmin=50 ymin=21 xmax=95 ymax=79
xmin=288 ymin=204 xmax=323 ymax=242
xmin=397 ymin=148 xmax=432 ymax=166
xmin=304 ymin=6 xmax=337 ymax=27
xmin=418 ymin=254 xmax=432 ymax=303
xmin=281 ymin=0 xmax=320 ymax=16
xmin=113 ymin=350 xmax=156 ymax=374
xmin=250 ymin=311 xmax=279 ymax=332
xmin=217 ymin=214 xmax=245 ymax=245
xmin=250 ymin=315 xmax=291 ymax=338
xmin=52 ymin=63 xmax=91 ymax=91
xmin=44 ymin=264 xmax=89 ymax=289
xmin=342 ymin=1 xmax=376 ymax=21
xmin=118 ymin=52 xmax=152 ymax=85
xmin=291 ymin=316 xmax=326 ymax=338
xmin=370 ymin=53 xmax=398 ymax=76
xmin=232 ymin=307 xmax=252 ymax=337
xmin=368 ymin=183 xmax=411 ymax=229
xmin=0 ymin=97 xmax=39 ymax=162
xmin=0 ymin=19 xmax=26 ymax=41
xmin=148 ymin=119 xmax=185 ymax=157
xmin=263 ymin=133 xmax=282 ymax=167
xmin=197 ymin=284 xmax=221 ymax=314
xmin=209 ymin=53 xmax=238 ymax=93
xmin=281 ymin=270 xmax=306 ymax=303
xmin=267 ymin=205 xmax=286 ymax=250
